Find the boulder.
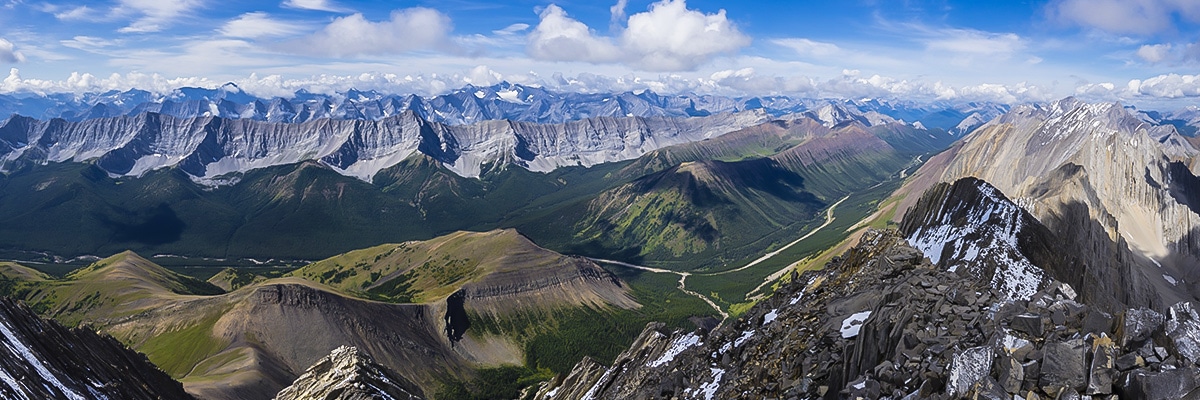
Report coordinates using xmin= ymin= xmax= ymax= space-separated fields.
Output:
xmin=1086 ymin=335 xmax=1117 ymax=395
xmin=996 ymin=353 xmax=1025 ymax=393
xmin=1012 ymin=314 xmax=1044 ymax=337
xmin=947 ymin=346 xmax=994 ymax=397
xmin=1083 ymin=310 xmax=1114 ymax=335
xmin=1166 ymin=302 xmax=1200 ymax=365
xmin=1114 ymin=353 xmax=1142 ymax=371
xmin=1120 ymin=308 xmax=1165 ymax=349
xmin=1117 ymin=368 xmax=1200 ymax=400
xmin=1039 ymin=339 xmax=1088 ymax=395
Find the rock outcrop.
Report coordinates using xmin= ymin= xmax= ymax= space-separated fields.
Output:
xmin=0 ymin=296 xmax=193 ymax=400
xmin=273 ymin=346 xmax=423 ymax=400
xmin=536 ymin=228 xmax=1200 ymax=399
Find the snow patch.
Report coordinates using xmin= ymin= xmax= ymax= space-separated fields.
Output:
xmin=648 ymin=332 xmax=702 ymax=368
xmin=0 ymin=318 xmax=87 ymax=400
xmin=496 ymin=90 xmax=525 ymax=104
xmin=684 ymin=368 xmax=725 ymax=400
xmin=840 ymin=311 xmax=872 ymax=338
xmin=762 ymin=309 xmax=779 ymax=326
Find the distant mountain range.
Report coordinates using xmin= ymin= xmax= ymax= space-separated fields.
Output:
xmin=1 ymin=82 xmax=1007 ymax=133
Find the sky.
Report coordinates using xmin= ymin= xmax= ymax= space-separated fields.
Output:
xmin=1 ymin=0 xmax=1199 ymax=106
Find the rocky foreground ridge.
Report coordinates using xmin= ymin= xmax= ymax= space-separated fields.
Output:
xmin=533 ymin=228 xmax=1200 ymax=399
xmin=531 ymin=177 xmax=1200 ymax=399
xmin=0 ymin=296 xmax=192 ymax=400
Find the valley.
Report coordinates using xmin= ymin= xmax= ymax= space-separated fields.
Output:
xmin=2 ymin=75 xmax=1200 ymax=400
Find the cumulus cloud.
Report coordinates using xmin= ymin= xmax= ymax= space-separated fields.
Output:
xmin=528 ymin=0 xmax=750 ymax=71
xmin=293 ymin=8 xmax=453 ymax=57
xmin=620 ymin=0 xmax=750 ymax=70
xmin=1 ymin=68 xmax=216 ymax=95
xmin=1128 ymin=74 xmax=1200 ymax=98
xmin=115 ymin=0 xmax=204 ymax=33
xmin=610 ymin=0 xmax=629 ymax=26
xmin=527 ymin=5 xmax=622 ymax=63
xmin=0 ymin=38 xmax=25 ymax=63
xmin=1137 ymin=43 xmax=1172 ymax=63
xmin=282 ymin=0 xmax=347 ymax=13
xmin=708 ymin=68 xmax=816 ymax=95
xmin=220 ymin=12 xmax=305 ymax=38
xmin=1048 ymin=0 xmax=1200 ymax=35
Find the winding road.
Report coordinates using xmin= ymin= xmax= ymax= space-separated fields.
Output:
xmin=589 ymin=194 xmax=849 ymax=326
xmin=588 ymin=258 xmax=730 ymax=323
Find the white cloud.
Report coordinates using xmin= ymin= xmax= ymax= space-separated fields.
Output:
xmin=115 ymin=0 xmax=203 ymax=33
xmin=527 ymin=5 xmax=622 ymax=64
xmin=1048 ymin=0 xmax=1200 ymax=35
xmin=772 ymin=38 xmax=840 ymax=58
xmin=1 ymin=68 xmax=217 ymax=95
xmin=60 ymin=36 xmax=117 ymax=51
xmin=54 ymin=6 xmax=98 ymax=21
xmin=1137 ymin=43 xmax=1172 ymax=63
xmin=282 ymin=0 xmax=346 ymax=13
xmin=464 ymin=65 xmax=503 ymax=86
xmin=1075 ymin=82 xmax=1118 ymax=99
xmin=1128 ymin=74 xmax=1200 ymax=98
xmin=293 ymin=8 xmax=453 ymax=57
xmin=610 ymin=0 xmax=629 ymax=27
xmin=220 ymin=12 xmax=305 ymax=38
xmin=708 ymin=67 xmax=816 ymax=94
xmin=620 ymin=0 xmax=750 ymax=71
xmin=527 ymin=0 xmax=750 ymax=71
xmin=0 ymin=64 xmax=1115 ymax=105
xmin=493 ymin=23 xmax=530 ymax=36
xmin=925 ymin=30 xmax=1023 ymax=57
xmin=0 ymin=38 xmax=25 ymax=63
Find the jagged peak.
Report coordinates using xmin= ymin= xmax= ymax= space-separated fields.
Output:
xmin=273 ymin=345 xmax=423 ymax=400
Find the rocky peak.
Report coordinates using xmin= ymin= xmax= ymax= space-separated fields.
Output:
xmin=906 ymin=96 xmax=1200 ymax=309
xmin=901 ymin=177 xmax=1051 ymax=301
xmin=274 ymin=345 xmax=424 ymax=400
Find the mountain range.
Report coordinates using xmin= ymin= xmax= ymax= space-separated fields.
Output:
xmin=2 ymin=83 xmax=1200 ymax=400
xmin=0 ymin=82 xmax=1007 ymax=133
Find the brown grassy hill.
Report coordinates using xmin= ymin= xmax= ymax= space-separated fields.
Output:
xmin=0 ymin=230 xmax=639 ymax=399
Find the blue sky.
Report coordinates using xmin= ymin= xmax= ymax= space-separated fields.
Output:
xmin=1 ymin=0 xmax=1199 ymax=105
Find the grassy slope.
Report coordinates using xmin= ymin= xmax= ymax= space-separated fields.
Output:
xmin=287 ymin=229 xmax=580 ymax=303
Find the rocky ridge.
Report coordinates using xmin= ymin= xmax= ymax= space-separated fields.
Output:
xmin=273 ymin=345 xmax=423 ymax=400
xmin=0 ymin=296 xmax=193 ymax=400
xmin=0 ymin=109 xmax=767 ymax=180
xmin=902 ymin=97 xmax=1200 ymax=284
xmin=532 ymin=177 xmax=1200 ymax=400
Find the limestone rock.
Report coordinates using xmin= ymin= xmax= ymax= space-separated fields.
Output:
xmin=273 ymin=346 xmax=423 ymax=400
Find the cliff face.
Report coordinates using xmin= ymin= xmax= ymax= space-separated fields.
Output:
xmin=901 ymin=97 xmax=1200 ymax=277
xmin=0 ymin=110 xmax=768 ymax=180
xmin=900 ymin=177 xmax=1191 ymax=313
xmin=0 ymin=297 xmax=193 ymax=400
